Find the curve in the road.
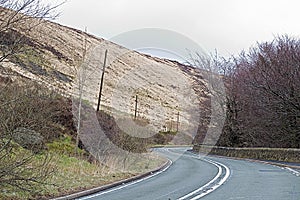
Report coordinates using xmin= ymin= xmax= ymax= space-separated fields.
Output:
xmin=164 ymin=149 xmax=231 ymax=200
xmin=77 ymin=148 xmax=300 ymax=200
xmin=79 ymin=148 xmax=230 ymax=200
xmin=178 ymin=158 xmax=230 ymax=200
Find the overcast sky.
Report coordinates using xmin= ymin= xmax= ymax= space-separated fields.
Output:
xmin=48 ymin=0 xmax=300 ymax=58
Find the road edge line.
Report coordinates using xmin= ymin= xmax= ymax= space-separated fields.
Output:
xmin=189 ymin=159 xmax=231 ymax=200
xmin=177 ymin=156 xmax=231 ymax=200
xmin=177 ymin=158 xmax=223 ymax=200
xmin=50 ymin=159 xmax=172 ymax=200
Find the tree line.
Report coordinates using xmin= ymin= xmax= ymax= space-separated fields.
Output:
xmin=196 ymin=36 xmax=300 ymax=148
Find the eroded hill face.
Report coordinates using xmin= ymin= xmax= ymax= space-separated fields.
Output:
xmin=0 ymin=15 xmax=209 ymax=145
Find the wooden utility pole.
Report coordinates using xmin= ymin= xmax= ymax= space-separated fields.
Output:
xmin=134 ymin=95 xmax=138 ymax=119
xmin=97 ymin=50 xmax=108 ymax=111
xmin=176 ymin=112 xmax=180 ymax=132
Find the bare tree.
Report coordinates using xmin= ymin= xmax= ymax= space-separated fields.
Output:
xmin=213 ymin=36 xmax=300 ymax=148
xmin=73 ymin=27 xmax=89 ymax=155
xmin=0 ymin=81 xmax=59 ymax=195
xmin=235 ymin=36 xmax=300 ymax=147
xmin=188 ymin=51 xmax=227 ymax=146
xmin=0 ymin=0 xmax=62 ymax=63
xmin=0 ymin=1 xmax=63 ymax=196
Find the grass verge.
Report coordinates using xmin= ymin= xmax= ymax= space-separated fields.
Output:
xmin=0 ymin=136 xmax=166 ymax=200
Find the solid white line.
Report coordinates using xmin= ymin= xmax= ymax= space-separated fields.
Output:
xmin=189 ymin=160 xmax=231 ymax=200
xmin=165 ymin=148 xmax=230 ymax=199
xmin=78 ymin=159 xmax=173 ymax=200
xmin=162 ymin=148 xmax=231 ymax=200
xmin=178 ymin=157 xmax=230 ymax=200
xmin=286 ymin=167 xmax=300 ymax=177
xmin=177 ymin=159 xmax=222 ymax=200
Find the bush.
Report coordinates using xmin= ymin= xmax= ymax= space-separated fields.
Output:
xmin=0 ymin=81 xmax=67 ymax=195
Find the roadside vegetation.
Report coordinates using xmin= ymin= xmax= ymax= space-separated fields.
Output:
xmin=0 ymin=80 xmax=165 ymax=199
xmin=1 ymin=0 xmax=299 ymax=198
xmin=0 ymin=1 xmax=166 ymax=199
xmin=194 ymin=36 xmax=300 ymax=150
xmin=97 ymin=110 xmax=179 ymax=153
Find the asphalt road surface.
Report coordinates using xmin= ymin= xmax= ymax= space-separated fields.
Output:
xmin=78 ymin=148 xmax=300 ymax=200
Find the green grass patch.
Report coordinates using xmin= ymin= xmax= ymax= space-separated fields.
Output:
xmin=1 ymin=135 xmax=166 ymax=200
xmin=159 ymin=130 xmax=178 ymax=135
xmin=46 ymin=135 xmax=85 ymax=156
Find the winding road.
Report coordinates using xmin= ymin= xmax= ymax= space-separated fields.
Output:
xmin=78 ymin=148 xmax=300 ymax=200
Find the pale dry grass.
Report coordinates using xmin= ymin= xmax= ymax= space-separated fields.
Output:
xmin=1 ymin=143 xmax=166 ymax=199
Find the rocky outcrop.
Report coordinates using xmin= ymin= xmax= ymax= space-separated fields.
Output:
xmin=13 ymin=127 xmax=44 ymax=152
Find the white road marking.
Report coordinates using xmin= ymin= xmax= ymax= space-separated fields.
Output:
xmin=79 ymin=148 xmax=231 ymax=200
xmin=286 ymin=167 xmax=300 ymax=177
xmin=189 ymin=160 xmax=231 ymax=200
xmin=177 ymin=156 xmax=231 ymax=200
xmin=78 ymin=159 xmax=173 ymax=200
xmin=177 ymin=159 xmax=222 ymax=200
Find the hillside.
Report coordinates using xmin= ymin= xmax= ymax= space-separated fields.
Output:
xmin=0 ymin=16 xmax=209 ymax=146
xmin=0 ymin=6 xmax=211 ymax=198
